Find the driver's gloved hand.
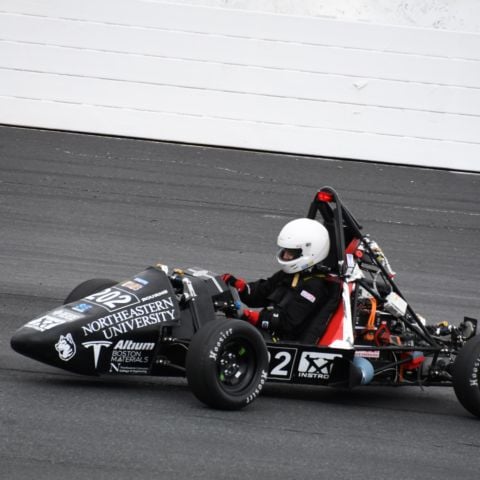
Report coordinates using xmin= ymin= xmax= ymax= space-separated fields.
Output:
xmin=221 ymin=273 xmax=247 ymax=293
xmin=241 ymin=309 xmax=260 ymax=326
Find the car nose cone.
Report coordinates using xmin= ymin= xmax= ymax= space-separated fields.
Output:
xmin=10 ymin=324 xmax=95 ymax=375
xmin=11 ymin=326 xmax=59 ymax=366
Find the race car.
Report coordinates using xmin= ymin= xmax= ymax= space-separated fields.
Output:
xmin=10 ymin=187 xmax=480 ymax=417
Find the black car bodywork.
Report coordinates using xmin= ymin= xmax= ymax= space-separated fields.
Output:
xmin=11 ymin=187 xmax=480 ymax=416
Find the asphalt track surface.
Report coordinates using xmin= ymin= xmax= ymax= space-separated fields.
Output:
xmin=1 ymin=125 xmax=479 ymax=480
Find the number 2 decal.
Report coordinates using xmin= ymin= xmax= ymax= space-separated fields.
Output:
xmin=268 ymin=347 xmax=297 ymax=380
xmin=270 ymin=351 xmax=292 ymax=377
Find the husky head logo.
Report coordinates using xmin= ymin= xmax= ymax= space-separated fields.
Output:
xmin=55 ymin=333 xmax=76 ymax=361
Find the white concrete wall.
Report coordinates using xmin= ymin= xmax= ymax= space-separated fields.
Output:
xmin=174 ymin=0 xmax=480 ymax=32
xmin=1 ymin=0 xmax=479 ymax=171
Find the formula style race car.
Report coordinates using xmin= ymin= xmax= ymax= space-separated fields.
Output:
xmin=11 ymin=187 xmax=480 ymax=417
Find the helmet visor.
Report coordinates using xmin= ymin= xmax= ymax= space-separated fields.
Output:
xmin=278 ymin=248 xmax=302 ymax=262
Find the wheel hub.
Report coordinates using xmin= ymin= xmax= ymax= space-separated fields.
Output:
xmin=220 ymin=351 xmax=241 ymax=379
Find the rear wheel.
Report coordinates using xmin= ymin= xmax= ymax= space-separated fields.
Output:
xmin=452 ymin=335 xmax=480 ymax=418
xmin=186 ymin=319 xmax=268 ymax=410
xmin=63 ymin=278 xmax=117 ymax=305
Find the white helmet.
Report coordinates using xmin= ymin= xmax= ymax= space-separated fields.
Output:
xmin=276 ymin=218 xmax=330 ymax=274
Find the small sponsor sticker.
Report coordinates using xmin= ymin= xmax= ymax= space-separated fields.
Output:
xmin=51 ymin=308 xmax=83 ymax=322
xmin=141 ymin=289 xmax=168 ymax=302
xmin=26 ymin=315 xmax=65 ymax=332
xmin=300 ymin=289 xmax=316 ymax=303
xmin=355 ymin=350 xmax=380 ymax=359
xmin=121 ymin=281 xmax=143 ymax=291
xmin=134 ymin=277 xmax=149 ymax=286
xmin=109 ymin=364 xmax=149 ymax=374
xmin=72 ymin=303 xmax=93 ymax=313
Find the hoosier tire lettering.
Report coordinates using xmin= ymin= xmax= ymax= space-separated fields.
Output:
xmin=470 ymin=356 xmax=480 ymax=387
xmin=453 ymin=336 xmax=480 ymax=418
xmin=245 ymin=370 xmax=268 ymax=404
xmin=208 ymin=328 xmax=233 ymax=361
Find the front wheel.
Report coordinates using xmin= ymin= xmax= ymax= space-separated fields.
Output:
xmin=452 ymin=335 xmax=480 ymax=418
xmin=186 ymin=319 xmax=269 ymax=410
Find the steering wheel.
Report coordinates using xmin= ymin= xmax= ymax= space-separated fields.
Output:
xmin=228 ymin=285 xmax=246 ymax=319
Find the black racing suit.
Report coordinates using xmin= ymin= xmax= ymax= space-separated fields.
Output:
xmin=239 ymin=268 xmax=333 ymax=341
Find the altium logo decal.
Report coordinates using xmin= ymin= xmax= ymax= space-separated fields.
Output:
xmin=114 ymin=340 xmax=155 ymax=351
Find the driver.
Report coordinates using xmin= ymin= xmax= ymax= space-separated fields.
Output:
xmin=222 ymin=218 xmax=333 ymax=341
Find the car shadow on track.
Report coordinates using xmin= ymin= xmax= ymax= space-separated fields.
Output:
xmin=261 ymin=382 xmax=469 ymax=418
xmin=4 ymin=363 xmax=473 ymax=419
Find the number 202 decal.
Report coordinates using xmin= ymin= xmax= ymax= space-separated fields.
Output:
xmin=267 ymin=347 xmax=297 ymax=380
xmin=85 ymin=287 xmax=139 ymax=312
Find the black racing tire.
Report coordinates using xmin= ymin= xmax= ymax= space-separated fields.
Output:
xmin=453 ymin=335 xmax=480 ymax=418
xmin=63 ymin=278 xmax=117 ymax=305
xmin=186 ymin=319 xmax=269 ymax=410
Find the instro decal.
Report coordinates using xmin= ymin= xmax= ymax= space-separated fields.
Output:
xmin=297 ymin=352 xmax=342 ymax=380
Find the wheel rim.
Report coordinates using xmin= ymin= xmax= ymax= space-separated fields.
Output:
xmin=217 ymin=339 xmax=256 ymax=393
